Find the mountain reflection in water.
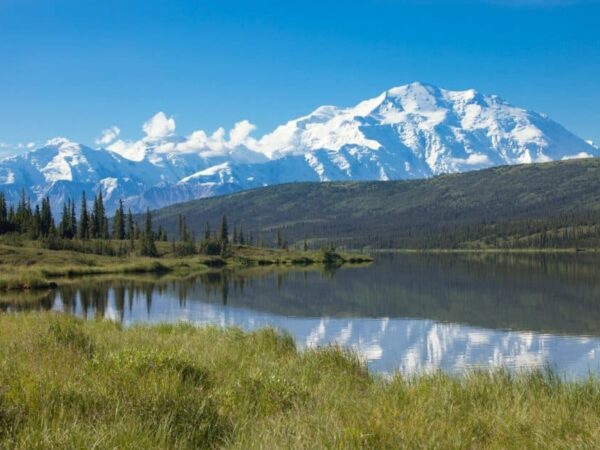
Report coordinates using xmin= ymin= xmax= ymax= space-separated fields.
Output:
xmin=4 ymin=252 xmax=600 ymax=378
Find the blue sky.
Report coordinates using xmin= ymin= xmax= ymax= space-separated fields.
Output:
xmin=0 ymin=0 xmax=599 ymax=155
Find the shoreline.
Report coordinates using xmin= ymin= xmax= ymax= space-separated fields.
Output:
xmin=0 ymin=241 xmax=373 ymax=292
xmin=368 ymin=247 xmax=599 ymax=254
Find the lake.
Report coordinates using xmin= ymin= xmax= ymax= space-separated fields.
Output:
xmin=4 ymin=252 xmax=600 ymax=379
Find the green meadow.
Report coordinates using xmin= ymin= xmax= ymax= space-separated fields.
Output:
xmin=1 ymin=313 xmax=600 ymax=449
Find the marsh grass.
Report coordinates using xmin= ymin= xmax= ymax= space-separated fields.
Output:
xmin=0 ymin=274 xmax=51 ymax=291
xmin=1 ymin=313 xmax=600 ymax=449
xmin=0 ymin=241 xmax=372 ymax=292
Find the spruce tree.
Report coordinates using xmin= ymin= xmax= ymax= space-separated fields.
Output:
xmin=59 ymin=202 xmax=71 ymax=238
xmin=126 ymin=209 xmax=134 ymax=240
xmin=70 ymin=199 xmax=77 ymax=238
xmin=90 ymin=192 xmax=108 ymax=239
xmin=0 ymin=192 xmax=5 ymax=221
xmin=15 ymin=189 xmax=32 ymax=233
xmin=32 ymin=204 xmax=41 ymax=238
xmin=204 ymin=221 xmax=211 ymax=241
xmin=8 ymin=206 xmax=15 ymax=229
xmin=90 ymin=195 xmax=99 ymax=238
xmin=140 ymin=208 xmax=158 ymax=257
xmin=219 ymin=215 xmax=229 ymax=244
xmin=40 ymin=197 xmax=53 ymax=237
xmin=97 ymin=194 xmax=103 ymax=238
xmin=103 ymin=218 xmax=109 ymax=239
xmin=0 ymin=192 xmax=7 ymax=233
xmin=113 ymin=199 xmax=125 ymax=240
xmin=79 ymin=192 xmax=90 ymax=240
xmin=181 ymin=216 xmax=189 ymax=242
xmin=178 ymin=214 xmax=184 ymax=241
xmin=97 ymin=192 xmax=108 ymax=239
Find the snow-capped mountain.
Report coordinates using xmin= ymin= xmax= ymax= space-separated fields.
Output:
xmin=0 ymin=82 xmax=596 ymax=213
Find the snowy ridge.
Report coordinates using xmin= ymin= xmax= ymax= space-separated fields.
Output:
xmin=0 ymin=82 xmax=596 ymax=213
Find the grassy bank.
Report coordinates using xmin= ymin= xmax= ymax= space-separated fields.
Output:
xmin=0 ymin=239 xmax=371 ymax=291
xmin=1 ymin=313 xmax=600 ymax=449
xmin=370 ymin=247 xmax=600 ymax=254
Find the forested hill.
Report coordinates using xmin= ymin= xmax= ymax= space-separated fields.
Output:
xmin=152 ymin=158 xmax=600 ymax=249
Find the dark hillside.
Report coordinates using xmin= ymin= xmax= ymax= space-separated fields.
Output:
xmin=151 ymin=158 xmax=600 ymax=249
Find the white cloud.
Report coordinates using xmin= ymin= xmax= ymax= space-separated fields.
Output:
xmin=142 ymin=112 xmax=176 ymax=140
xmin=174 ymin=121 xmax=261 ymax=158
xmin=107 ymin=112 xmax=262 ymax=162
xmin=229 ymin=120 xmax=256 ymax=147
xmin=561 ymin=152 xmax=594 ymax=160
xmin=450 ymin=153 xmax=491 ymax=167
xmin=95 ymin=126 xmax=121 ymax=146
xmin=107 ymin=139 xmax=148 ymax=162
xmin=0 ymin=143 xmax=13 ymax=160
xmin=464 ymin=153 xmax=491 ymax=165
xmin=0 ymin=141 xmax=37 ymax=160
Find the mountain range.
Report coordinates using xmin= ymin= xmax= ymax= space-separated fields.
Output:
xmin=0 ymin=82 xmax=597 ymax=213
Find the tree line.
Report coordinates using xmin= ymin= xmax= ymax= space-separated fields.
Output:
xmin=7 ymin=187 xmax=598 ymax=252
xmin=0 ymin=190 xmax=257 ymax=258
xmin=0 ymin=189 xmax=304 ymax=257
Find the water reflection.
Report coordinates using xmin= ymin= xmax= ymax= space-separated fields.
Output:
xmin=4 ymin=252 xmax=600 ymax=378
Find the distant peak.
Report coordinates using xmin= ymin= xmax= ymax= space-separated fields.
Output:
xmin=44 ymin=137 xmax=80 ymax=150
xmin=379 ymin=82 xmax=443 ymax=113
xmin=312 ymin=105 xmax=338 ymax=116
xmin=384 ymin=82 xmax=486 ymax=98
xmin=401 ymin=81 xmax=434 ymax=89
xmin=386 ymin=81 xmax=438 ymax=96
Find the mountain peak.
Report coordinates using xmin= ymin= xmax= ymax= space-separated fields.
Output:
xmin=389 ymin=81 xmax=436 ymax=91
xmin=383 ymin=83 xmax=441 ymax=112
xmin=45 ymin=137 xmax=80 ymax=150
xmin=383 ymin=82 xmax=489 ymax=110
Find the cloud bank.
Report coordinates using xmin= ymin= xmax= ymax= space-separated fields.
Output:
xmin=104 ymin=112 xmax=262 ymax=162
xmin=142 ymin=112 xmax=175 ymax=140
xmin=0 ymin=141 xmax=35 ymax=159
xmin=95 ymin=126 xmax=121 ymax=146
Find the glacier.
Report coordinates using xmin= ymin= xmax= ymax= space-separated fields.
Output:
xmin=0 ymin=82 xmax=596 ymax=213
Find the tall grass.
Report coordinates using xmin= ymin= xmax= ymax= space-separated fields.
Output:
xmin=1 ymin=313 xmax=600 ymax=449
xmin=0 ymin=274 xmax=53 ymax=291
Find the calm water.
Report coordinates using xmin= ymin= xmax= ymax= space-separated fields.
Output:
xmin=5 ymin=252 xmax=600 ymax=378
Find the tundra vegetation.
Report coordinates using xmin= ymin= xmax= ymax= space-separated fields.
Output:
xmin=1 ymin=313 xmax=600 ymax=449
xmin=0 ymin=190 xmax=370 ymax=291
